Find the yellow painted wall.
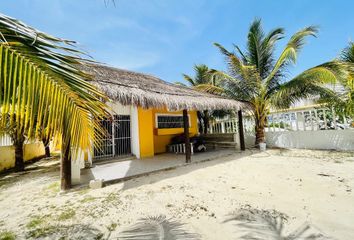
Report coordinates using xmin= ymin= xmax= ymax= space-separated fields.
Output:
xmin=152 ymin=109 xmax=198 ymax=154
xmin=24 ymin=142 xmax=46 ymax=161
xmin=0 ymin=146 xmax=15 ymax=171
xmin=138 ymin=108 xmax=155 ymax=158
xmin=137 ymin=107 xmax=198 ymax=157
xmin=0 ymin=142 xmax=46 ymax=172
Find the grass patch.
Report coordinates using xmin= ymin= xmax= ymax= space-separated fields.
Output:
xmin=107 ymin=222 xmax=118 ymax=232
xmin=45 ymin=181 xmax=60 ymax=193
xmin=26 ymin=225 xmax=57 ymax=239
xmin=105 ymin=193 xmax=119 ymax=202
xmin=76 ymin=188 xmax=89 ymax=195
xmin=26 ymin=216 xmax=45 ymax=229
xmin=58 ymin=208 xmax=76 ymax=221
xmin=80 ymin=195 xmax=96 ymax=203
xmin=0 ymin=231 xmax=15 ymax=240
xmin=26 ymin=215 xmax=67 ymax=239
xmin=102 ymin=192 xmax=121 ymax=206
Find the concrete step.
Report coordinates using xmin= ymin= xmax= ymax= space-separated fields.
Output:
xmin=205 ymin=141 xmax=236 ymax=145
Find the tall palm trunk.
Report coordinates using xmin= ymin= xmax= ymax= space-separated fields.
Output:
xmin=42 ymin=137 xmax=51 ymax=157
xmin=196 ymin=111 xmax=204 ymax=133
xmin=14 ymin=138 xmax=25 ymax=171
xmin=10 ymin=126 xmax=26 ymax=172
xmin=60 ymin=137 xmax=71 ymax=191
xmin=203 ymin=110 xmax=209 ymax=134
xmin=255 ymin=124 xmax=265 ymax=145
xmin=254 ymin=112 xmax=267 ymax=145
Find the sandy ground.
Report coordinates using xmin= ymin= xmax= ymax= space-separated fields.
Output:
xmin=0 ymin=149 xmax=354 ymax=239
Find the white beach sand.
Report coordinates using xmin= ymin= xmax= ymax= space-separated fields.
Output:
xmin=0 ymin=149 xmax=353 ymax=239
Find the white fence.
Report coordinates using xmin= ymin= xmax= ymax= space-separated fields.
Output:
xmin=0 ymin=135 xmax=41 ymax=147
xmin=208 ymin=107 xmax=354 ymax=151
xmin=0 ymin=135 xmax=12 ymax=146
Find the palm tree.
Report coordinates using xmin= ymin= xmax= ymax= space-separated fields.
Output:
xmin=200 ymin=19 xmax=346 ymax=144
xmin=177 ymin=64 xmax=215 ymax=134
xmin=0 ymin=114 xmax=26 ymax=171
xmin=178 ymin=64 xmax=213 ymax=87
xmin=0 ymin=14 xmax=109 ymax=189
xmin=332 ymin=42 xmax=354 ymax=118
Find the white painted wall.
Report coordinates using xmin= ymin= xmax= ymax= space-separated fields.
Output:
xmin=266 ymin=130 xmax=354 ymax=151
xmin=107 ymin=101 xmax=131 ymax=115
xmin=245 ymin=130 xmax=354 ymax=151
xmin=130 ymin=106 xmax=140 ymax=159
xmin=71 ymin=148 xmax=85 ymax=185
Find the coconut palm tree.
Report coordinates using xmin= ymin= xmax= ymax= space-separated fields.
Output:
xmin=0 ymin=114 xmax=26 ymax=171
xmin=327 ymin=42 xmax=354 ymax=118
xmin=177 ymin=64 xmax=215 ymax=134
xmin=0 ymin=14 xmax=109 ymax=189
xmin=200 ymin=19 xmax=347 ymax=144
xmin=178 ymin=64 xmax=214 ymax=87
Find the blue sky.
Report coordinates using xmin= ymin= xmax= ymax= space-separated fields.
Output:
xmin=1 ymin=0 xmax=353 ymax=83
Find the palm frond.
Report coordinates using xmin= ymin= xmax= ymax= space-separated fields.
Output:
xmin=214 ymin=43 xmax=260 ymax=85
xmin=208 ymin=69 xmax=257 ymax=102
xmin=234 ymin=44 xmax=248 ymax=63
xmin=194 ymin=64 xmax=211 ymax=85
xmin=182 ymin=74 xmax=196 ymax=86
xmin=340 ymin=41 xmax=354 ymax=63
xmin=265 ymin=26 xmax=318 ymax=86
xmin=269 ymin=61 xmax=346 ymax=109
xmin=322 ymin=44 xmax=354 ymax=117
xmin=195 ymin=84 xmax=224 ymax=95
xmin=259 ymin=27 xmax=284 ymax=78
xmin=246 ymin=18 xmax=264 ymax=70
xmin=0 ymin=13 xmax=109 ymax=152
xmin=174 ymin=81 xmax=187 ymax=87
xmin=117 ymin=215 xmax=200 ymax=240
xmin=182 ymin=64 xmax=212 ymax=87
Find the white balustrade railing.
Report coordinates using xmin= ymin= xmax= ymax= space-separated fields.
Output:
xmin=208 ymin=107 xmax=353 ymax=134
xmin=0 ymin=134 xmax=12 ymax=146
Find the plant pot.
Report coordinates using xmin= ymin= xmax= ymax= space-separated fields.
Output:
xmin=259 ymin=142 xmax=266 ymax=151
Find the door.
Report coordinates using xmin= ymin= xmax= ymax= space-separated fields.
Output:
xmin=114 ymin=115 xmax=131 ymax=156
xmin=94 ymin=114 xmax=131 ymax=160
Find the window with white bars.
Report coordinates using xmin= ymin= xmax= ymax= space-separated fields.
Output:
xmin=156 ymin=114 xmax=190 ymax=129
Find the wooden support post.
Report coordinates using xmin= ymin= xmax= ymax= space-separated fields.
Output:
xmin=60 ymin=137 xmax=71 ymax=191
xmin=183 ymin=109 xmax=191 ymax=163
xmin=238 ymin=110 xmax=246 ymax=151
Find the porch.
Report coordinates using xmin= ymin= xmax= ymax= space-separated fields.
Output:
xmin=80 ymin=149 xmax=237 ymax=186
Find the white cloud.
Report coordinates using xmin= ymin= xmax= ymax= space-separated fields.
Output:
xmin=98 ymin=48 xmax=160 ymax=70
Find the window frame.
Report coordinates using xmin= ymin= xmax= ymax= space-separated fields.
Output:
xmin=155 ymin=113 xmax=191 ymax=129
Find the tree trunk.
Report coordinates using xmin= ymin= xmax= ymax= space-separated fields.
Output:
xmin=196 ymin=111 xmax=204 ymax=134
xmin=183 ymin=109 xmax=191 ymax=163
xmin=60 ymin=138 xmax=71 ymax=191
xmin=203 ymin=110 xmax=209 ymax=134
xmin=238 ymin=110 xmax=246 ymax=151
xmin=45 ymin=146 xmax=50 ymax=157
xmin=14 ymin=141 xmax=25 ymax=171
xmin=255 ymin=116 xmax=266 ymax=145
xmin=42 ymin=138 xmax=51 ymax=157
xmin=255 ymin=126 xmax=265 ymax=145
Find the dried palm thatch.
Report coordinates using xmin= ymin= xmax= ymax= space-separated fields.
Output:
xmin=82 ymin=63 xmax=246 ymax=111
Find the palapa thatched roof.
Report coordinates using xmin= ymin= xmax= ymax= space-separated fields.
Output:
xmin=82 ymin=63 xmax=245 ymax=111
